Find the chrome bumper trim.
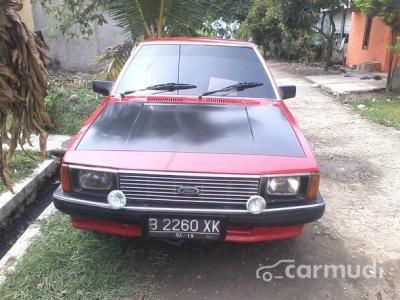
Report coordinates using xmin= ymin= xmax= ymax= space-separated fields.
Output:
xmin=53 ymin=189 xmax=325 ymax=215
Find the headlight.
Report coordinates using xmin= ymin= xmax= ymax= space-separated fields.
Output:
xmin=78 ymin=170 xmax=114 ymax=190
xmin=266 ymin=176 xmax=300 ymax=196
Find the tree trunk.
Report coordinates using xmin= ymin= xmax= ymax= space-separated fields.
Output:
xmin=341 ymin=8 xmax=347 ymax=37
xmin=276 ymin=43 xmax=282 ymax=59
xmin=386 ymin=31 xmax=398 ymax=91
xmin=324 ymin=14 xmax=336 ymax=71
xmin=157 ymin=0 xmax=165 ymax=37
xmin=134 ymin=0 xmax=152 ymax=37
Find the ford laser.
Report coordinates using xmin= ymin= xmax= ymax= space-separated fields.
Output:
xmin=53 ymin=38 xmax=325 ymax=243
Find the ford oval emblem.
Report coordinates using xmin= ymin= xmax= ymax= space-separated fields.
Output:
xmin=177 ymin=186 xmax=200 ymax=196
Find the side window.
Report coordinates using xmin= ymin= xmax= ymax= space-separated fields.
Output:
xmin=362 ymin=16 xmax=373 ymax=49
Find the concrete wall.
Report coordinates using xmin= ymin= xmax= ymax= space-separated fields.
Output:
xmin=318 ymin=10 xmax=352 ymax=64
xmin=319 ymin=10 xmax=352 ymax=35
xmin=31 ymin=2 xmax=127 ymax=72
xmin=346 ymin=11 xmax=393 ymax=72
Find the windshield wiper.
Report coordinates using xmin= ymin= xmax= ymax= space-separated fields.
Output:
xmin=121 ymin=83 xmax=197 ymax=97
xmin=199 ymin=82 xmax=263 ymax=97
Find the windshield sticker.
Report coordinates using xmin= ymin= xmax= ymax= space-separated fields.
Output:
xmin=208 ymin=77 xmax=238 ymax=95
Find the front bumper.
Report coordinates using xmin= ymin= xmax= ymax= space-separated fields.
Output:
xmin=53 ymin=186 xmax=325 ymax=242
xmin=53 ymin=187 xmax=325 ymax=226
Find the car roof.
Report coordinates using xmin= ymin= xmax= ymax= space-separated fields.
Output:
xmin=141 ymin=37 xmax=254 ymax=47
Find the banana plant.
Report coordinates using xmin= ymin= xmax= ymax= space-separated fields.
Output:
xmin=0 ymin=0 xmax=51 ymax=191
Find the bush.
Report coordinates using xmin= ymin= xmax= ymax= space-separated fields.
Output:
xmin=266 ymin=32 xmax=326 ymax=62
xmin=46 ymin=83 xmax=102 ymax=136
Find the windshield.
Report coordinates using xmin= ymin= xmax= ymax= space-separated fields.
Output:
xmin=115 ymin=44 xmax=276 ymax=99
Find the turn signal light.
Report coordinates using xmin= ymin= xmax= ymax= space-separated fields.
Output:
xmin=306 ymin=173 xmax=320 ymax=200
xmin=60 ymin=164 xmax=72 ymax=192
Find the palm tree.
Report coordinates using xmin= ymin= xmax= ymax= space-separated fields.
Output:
xmin=92 ymin=0 xmax=209 ymax=79
xmin=40 ymin=0 xmax=211 ymax=79
xmin=107 ymin=0 xmax=208 ymax=38
xmin=0 ymin=0 xmax=50 ymax=191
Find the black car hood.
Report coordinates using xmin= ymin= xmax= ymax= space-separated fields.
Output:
xmin=77 ymin=102 xmax=305 ymax=157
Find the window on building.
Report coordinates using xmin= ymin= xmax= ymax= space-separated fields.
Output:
xmin=362 ymin=16 xmax=373 ymax=49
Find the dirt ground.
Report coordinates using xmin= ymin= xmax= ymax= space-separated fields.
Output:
xmin=269 ymin=60 xmax=344 ymax=76
xmin=126 ymin=62 xmax=400 ymax=300
xmin=272 ymin=62 xmax=400 ymax=255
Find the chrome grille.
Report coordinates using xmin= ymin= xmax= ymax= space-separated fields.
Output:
xmin=118 ymin=172 xmax=260 ymax=208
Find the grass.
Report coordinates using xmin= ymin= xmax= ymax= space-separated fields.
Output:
xmin=0 ymin=213 xmax=159 ymax=300
xmin=351 ymin=97 xmax=400 ymax=130
xmin=46 ymin=83 xmax=102 ymax=136
xmin=0 ymin=151 xmax=45 ymax=194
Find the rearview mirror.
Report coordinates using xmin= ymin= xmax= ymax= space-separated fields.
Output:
xmin=93 ymin=80 xmax=113 ymax=96
xmin=279 ymin=85 xmax=296 ymax=100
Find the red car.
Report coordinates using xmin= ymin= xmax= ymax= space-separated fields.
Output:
xmin=53 ymin=38 xmax=325 ymax=243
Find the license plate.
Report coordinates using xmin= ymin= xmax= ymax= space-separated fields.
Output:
xmin=147 ymin=217 xmax=222 ymax=240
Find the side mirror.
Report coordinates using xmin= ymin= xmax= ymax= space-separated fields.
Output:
xmin=279 ymin=85 xmax=296 ymax=100
xmin=93 ymin=80 xmax=113 ymax=96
